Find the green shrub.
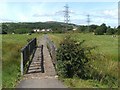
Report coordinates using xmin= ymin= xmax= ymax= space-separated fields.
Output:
xmin=56 ymin=35 xmax=95 ymax=78
xmin=106 ymin=28 xmax=115 ymax=35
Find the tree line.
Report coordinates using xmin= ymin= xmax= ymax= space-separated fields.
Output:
xmin=1 ymin=22 xmax=75 ymax=34
xmin=1 ymin=22 xmax=119 ymax=35
xmin=77 ymin=23 xmax=119 ymax=35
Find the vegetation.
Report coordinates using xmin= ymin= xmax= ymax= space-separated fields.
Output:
xmin=77 ymin=23 xmax=118 ymax=35
xmin=48 ymin=33 xmax=118 ymax=88
xmin=1 ymin=22 xmax=119 ymax=35
xmin=2 ymin=34 xmax=41 ymax=88
xmin=1 ymin=22 xmax=75 ymax=34
xmin=56 ymin=35 xmax=95 ymax=78
xmin=49 ymin=33 xmax=118 ymax=61
xmin=61 ymin=78 xmax=108 ymax=88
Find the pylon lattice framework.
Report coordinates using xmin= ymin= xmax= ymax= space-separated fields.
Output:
xmin=64 ymin=4 xmax=70 ymax=25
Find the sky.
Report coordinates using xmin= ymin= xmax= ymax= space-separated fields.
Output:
xmin=0 ymin=1 xmax=119 ymax=27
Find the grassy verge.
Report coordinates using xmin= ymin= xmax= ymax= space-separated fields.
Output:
xmin=2 ymin=34 xmax=42 ymax=88
xmin=61 ymin=78 xmax=108 ymax=88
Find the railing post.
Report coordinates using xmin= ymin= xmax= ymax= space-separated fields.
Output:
xmin=21 ymin=51 xmax=23 ymax=75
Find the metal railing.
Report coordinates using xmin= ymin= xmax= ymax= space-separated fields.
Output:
xmin=45 ymin=35 xmax=57 ymax=66
xmin=21 ymin=38 xmax=37 ymax=75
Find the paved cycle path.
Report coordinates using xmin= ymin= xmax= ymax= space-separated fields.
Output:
xmin=16 ymin=35 xmax=66 ymax=88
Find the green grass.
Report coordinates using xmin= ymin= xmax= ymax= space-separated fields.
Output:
xmin=48 ymin=33 xmax=118 ymax=61
xmin=61 ymin=78 xmax=109 ymax=88
xmin=2 ymin=34 xmax=42 ymax=88
xmin=48 ymin=32 xmax=118 ymax=88
xmin=71 ymin=33 xmax=118 ymax=61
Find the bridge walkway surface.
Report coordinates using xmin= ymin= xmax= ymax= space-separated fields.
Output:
xmin=16 ymin=35 xmax=66 ymax=88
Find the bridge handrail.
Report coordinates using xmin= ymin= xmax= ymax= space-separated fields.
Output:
xmin=45 ymin=35 xmax=57 ymax=66
xmin=21 ymin=38 xmax=37 ymax=75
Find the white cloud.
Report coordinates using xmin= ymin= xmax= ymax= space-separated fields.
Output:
xmin=102 ymin=9 xmax=118 ymax=19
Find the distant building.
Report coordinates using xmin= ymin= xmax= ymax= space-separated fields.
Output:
xmin=41 ymin=29 xmax=45 ymax=32
xmin=46 ymin=29 xmax=52 ymax=32
xmin=33 ymin=29 xmax=40 ymax=32
xmin=41 ymin=28 xmax=52 ymax=32
xmin=33 ymin=28 xmax=52 ymax=32
xmin=73 ymin=27 xmax=77 ymax=31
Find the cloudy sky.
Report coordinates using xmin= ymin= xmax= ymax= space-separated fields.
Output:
xmin=0 ymin=0 xmax=119 ymax=27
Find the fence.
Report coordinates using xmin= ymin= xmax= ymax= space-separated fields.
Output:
xmin=21 ymin=38 xmax=37 ymax=75
xmin=45 ymin=35 xmax=57 ymax=66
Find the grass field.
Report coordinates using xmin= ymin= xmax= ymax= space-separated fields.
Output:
xmin=48 ymin=33 xmax=118 ymax=61
xmin=2 ymin=34 xmax=42 ymax=88
xmin=48 ymin=32 xmax=118 ymax=88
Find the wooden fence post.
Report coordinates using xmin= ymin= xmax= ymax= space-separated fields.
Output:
xmin=21 ymin=52 xmax=23 ymax=75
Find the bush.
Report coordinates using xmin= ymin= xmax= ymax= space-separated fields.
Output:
xmin=94 ymin=27 xmax=104 ymax=35
xmin=106 ymin=27 xmax=115 ymax=35
xmin=94 ymin=23 xmax=107 ymax=35
xmin=56 ymin=35 xmax=95 ymax=78
xmin=56 ymin=35 xmax=118 ymax=87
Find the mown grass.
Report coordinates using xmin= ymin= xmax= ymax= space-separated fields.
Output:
xmin=2 ymin=34 xmax=42 ymax=88
xmin=48 ymin=32 xmax=118 ymax=88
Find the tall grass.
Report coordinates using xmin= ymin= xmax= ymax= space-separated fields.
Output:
xmin=2 ymin=34 xmax=41 ymax=88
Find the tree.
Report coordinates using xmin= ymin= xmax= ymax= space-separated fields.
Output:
xmin=94 ymin=26 xmax=103 ymax=35
xmin=100 ymin=23 xmax=107 ymax=34
xmin=77 ymin=26 xmax=87 ymax=32
xmin=2 ymin=24 xmax=8 ymax=33
xmin=94 ymin=23 xmax=107 ymax=35
xmin=106 ymin=26 xmax=115 ymax=35
xmin=89 ymin=25 xmax=98 ymax=32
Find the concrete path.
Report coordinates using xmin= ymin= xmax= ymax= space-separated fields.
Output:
xmin=16 ymin=35 xmax=66 ymax=88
